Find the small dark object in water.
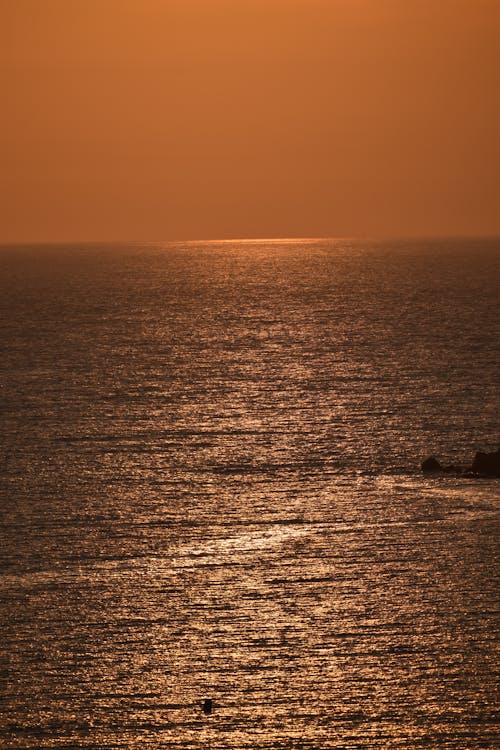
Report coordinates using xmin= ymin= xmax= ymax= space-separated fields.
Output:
xmin=202 ymin=698 xmax=213 ymax=715
xmin=421 ymin=456 xmax=442 ymax=473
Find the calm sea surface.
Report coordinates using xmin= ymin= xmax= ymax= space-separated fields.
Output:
xmin=0 ymin=238 xmax=499 ymax=748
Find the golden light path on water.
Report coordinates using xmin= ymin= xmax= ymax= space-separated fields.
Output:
xmin=0 ymin=239 xmax=498 ymax=748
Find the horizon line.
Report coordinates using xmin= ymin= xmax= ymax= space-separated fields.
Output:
xmin=1 ymin=233 xmax=500 ymax=247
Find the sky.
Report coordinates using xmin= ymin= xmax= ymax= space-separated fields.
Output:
xmin=1 ymin=0 xmax=499 ymax=242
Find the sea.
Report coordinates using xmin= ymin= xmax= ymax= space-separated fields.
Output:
xmin=0 ymin=237 xmax=498 ymax=749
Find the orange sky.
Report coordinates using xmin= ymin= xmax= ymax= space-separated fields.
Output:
xmin=1 ymin=0 xmax=499 ymax=242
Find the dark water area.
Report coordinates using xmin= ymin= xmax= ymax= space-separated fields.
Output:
xmin=0 ymin=238 xmax=498 ymax=748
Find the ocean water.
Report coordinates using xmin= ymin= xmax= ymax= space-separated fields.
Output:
xmin=0 ymin=237 xmax=498 ymax=749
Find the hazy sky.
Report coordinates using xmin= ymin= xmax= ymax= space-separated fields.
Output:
xmin=1 ymin=0 xmax=499 ymax=242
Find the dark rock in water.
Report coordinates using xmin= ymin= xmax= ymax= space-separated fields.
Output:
xmin=422 ymin=456 xmax=442 ymax=473
xmin=471 ymin=449 xmax=500 ymax=477
xmin=202 ymin=698 xmax=213 ymax=715
xmin=421 ymin=448 xmax=500 ymax=477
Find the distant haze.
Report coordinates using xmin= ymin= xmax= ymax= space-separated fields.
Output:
xmin=1 ymin=0 xmax=499 ymax=243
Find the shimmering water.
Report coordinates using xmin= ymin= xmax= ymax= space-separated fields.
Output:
xmin=0 ymin=238 xmax=499 ymax=748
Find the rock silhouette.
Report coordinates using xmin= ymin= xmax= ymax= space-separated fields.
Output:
xmin=422 ymin=448 xmax=500 ymax=477
xmin=471 ymin=449 xmax=500 ymax=477
xmin=421 ymin=456 xmax=442 ymax=473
